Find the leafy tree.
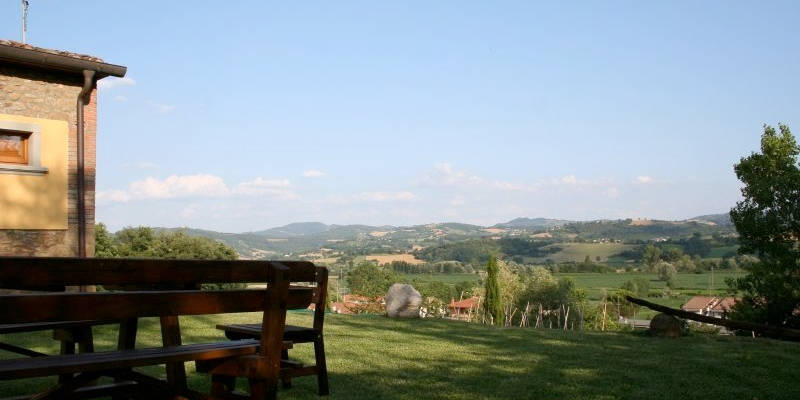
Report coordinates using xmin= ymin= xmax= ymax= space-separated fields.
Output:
xmin=621 ymin=277 xmax=650 ymax=298
xmin=684 ymin=232 xmax=711 ymax=257
xmin=661 ymin=246 xmax=684 ymax=262
xmin=729 ymin=124 xmax=800 ymax=328
xmin=93 ymin=226 xmax=241 ymax=289
xmin=498 ymin=260 xmax=524 ymax=320
xmin=656 ymin=261 xmax=677 ymax=289
xmin=415 ymin=281 xmax=456 ymax=302
xmin=483 ymin=255 xmax=503 ymax=325
xmin=115 ymin=226 xmax=158 ymax=257
xmin=674 ymin=255 xmax=696 ymax=273
xmin=347 ymin=263 xmax=401 ymax=298
xmin=641 ymin=244 xmax=662 ymax=271
xmin=94 ymin=223 xmax=118 ymax=258
xmin=453 ymin=281 xmax=475 ymax=298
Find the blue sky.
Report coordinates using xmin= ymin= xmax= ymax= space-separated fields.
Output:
xmin=2 ymin=1 xmax=798 ymax=232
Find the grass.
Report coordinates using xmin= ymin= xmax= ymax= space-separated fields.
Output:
xmin=2 ymin=312 xmax=799 ymax=399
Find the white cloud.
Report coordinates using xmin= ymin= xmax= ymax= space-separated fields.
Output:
xmin=450 ymin=195 xmax=466 ymax=207
xmin=354 ymin=191 xmax=417 ymax=202
xmin=302 ymin=169 xmax=326 ymax=178
xmin=560 ymin=175 xmax=577 ymax=184
xmin=98 ymin=174 xmax=299 ymax=204
xmin=129 ymin=174 xmax=229 ymax=199
xmin=148 ymin=101 xmax=176 ymax=114
xmin=98 ymin=76 xmax=136 ymax=89
xmin=420 ymin=163 xmax=610 ymax=194
xmin=97 ymin=189 xmax=131 ymax=203
xmin=635 ymin=176 xmax=654 ymax=184
xmin=421 ymin=163 xmax=485 ymax=187
xmin=234 ymin=178 xmax=298 ymax=199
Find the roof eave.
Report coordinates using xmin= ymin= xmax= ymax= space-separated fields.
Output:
xmin=0 ymin=44 xmax=126 ymax=79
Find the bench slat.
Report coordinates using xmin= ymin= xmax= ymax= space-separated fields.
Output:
xmin=0 ymin=340 xmax=260 ymax=380
xmin=0 ymin=258 xmax=317 ymax=289
xmin=0 ymin=288 xmax=312 ymax=324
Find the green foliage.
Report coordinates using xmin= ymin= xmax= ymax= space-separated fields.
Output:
xmin=93 ymin=225 xmax=241 ymax=289
xmin=417 ymin=239 xmax=499 ymax=265
xmin=641 ymin=244 xmax=661 ymax=271
xmin=656 ymin=261 xmax=677 ymax=289
xmin=729 ymin=124 xmax=800 ymax=328
xmin=94 ymin=223 xmax=118 ymax=258
xmin=415 ymin=281 xmax=457 ymax=302
xmin=389 ymin=260 xmax=474 ymax=274
xmin=347 ymin=263 xmax=402 ymax=298
xmin=416 ymin=238 xmax=558 ymax=266
xmin=483 ymin=255 xmax=503 ymax=325
xmin=621 ymin=277 xmax=650 ymax=298
xmin=684 ymin=232 xmax=712 ymax=257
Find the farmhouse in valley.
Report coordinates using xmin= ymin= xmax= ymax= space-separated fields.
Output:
xmin=449 ymin=297 xmax=480 ymax=321
xmin=682 ymin=296 xmax=736 ymax=319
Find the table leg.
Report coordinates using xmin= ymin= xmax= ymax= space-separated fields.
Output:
xmin=160 ymin=315 xmax=187 ymax=390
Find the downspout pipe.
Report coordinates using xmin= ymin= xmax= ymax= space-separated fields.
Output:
xmin=76 ymin=69 xmax=95 ymax=258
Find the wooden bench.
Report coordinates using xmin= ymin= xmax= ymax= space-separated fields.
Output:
xmin=216 ymin=266 xmax=330 ymax=395
xmin=0 ymin=257 xmax=315 ymax=400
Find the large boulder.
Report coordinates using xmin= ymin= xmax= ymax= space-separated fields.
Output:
xmin=385 ymin=284 xmax=422 ymax=318
xmin=648 ymin=313 xmax=683 ymax=338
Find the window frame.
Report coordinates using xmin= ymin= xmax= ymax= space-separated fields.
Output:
xmin=0 ymin=121 xmax=47 ymax=175
xmin=0 ymin=130 xmax=31 ymax=165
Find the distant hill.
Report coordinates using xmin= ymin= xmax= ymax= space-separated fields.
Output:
xmin=253 ymin=222 xmax=331 ymax=237
xmin=688 ymin=213 xmax=733 ymax=226
xmin=493 ymin=217 xmax=572 ymax=229
xmin=148 ymin=212 xmax=737 ymax=260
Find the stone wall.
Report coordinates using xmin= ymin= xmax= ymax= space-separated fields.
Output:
xmin=0 ymin=64 xmax=96 ymax=256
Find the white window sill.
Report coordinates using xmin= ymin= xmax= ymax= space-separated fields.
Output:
xmin=0 ymin=164 xmax=48 ymax=175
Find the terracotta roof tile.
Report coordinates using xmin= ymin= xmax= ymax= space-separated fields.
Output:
xmin=681 ymin=296 xmax=717 ymax=311
xmin=711 ymin=297 xmax=736 ymax=311
xmin=0 ymin=40 xmax=104 ymax=63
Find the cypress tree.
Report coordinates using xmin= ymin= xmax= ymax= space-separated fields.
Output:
xmin=483 ymin=255 xmax=503 ymax=325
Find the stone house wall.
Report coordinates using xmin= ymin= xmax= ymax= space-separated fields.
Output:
xmin=0 ymin=64 xmax=96 ymax=256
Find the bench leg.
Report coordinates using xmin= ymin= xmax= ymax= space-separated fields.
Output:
xmin=248 ymin=378 xmax=277 ymax=400
xmin=113 ymin=318 xmax=139 ymax=400
xmin=280 ymin=348 xmax=291 ymax=389
xmin=160 ymin=316 xmax=188 ymax=391
xmin=211 ymin=374 xmax=236 ymax=396
xmin=31 ymin=371 xmax=103 ymax=400
xmin=57 ymin=337 xmax=76 ymax=384
xmin=314 ymin=337 xmax=330 ymax=395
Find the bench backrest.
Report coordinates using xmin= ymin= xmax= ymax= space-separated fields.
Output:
xmin=0 ymin=257 xmax=316 ymax=357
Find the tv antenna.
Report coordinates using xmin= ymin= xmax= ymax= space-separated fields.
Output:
xmin=21 ymin=0 xmax=29 ymax=43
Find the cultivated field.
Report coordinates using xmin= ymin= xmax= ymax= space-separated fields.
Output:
xmin=2 ymin=313 xmax=798 ymax=399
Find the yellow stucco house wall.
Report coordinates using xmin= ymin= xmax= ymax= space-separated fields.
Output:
xmin=0 ymin=113 xmax=68 ymax=229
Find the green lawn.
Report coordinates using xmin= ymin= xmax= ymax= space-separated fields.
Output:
xmin=2 ymin=312 xmax=799 ymax=399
